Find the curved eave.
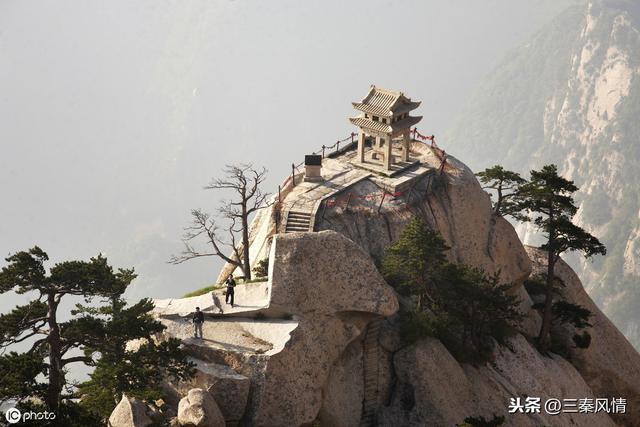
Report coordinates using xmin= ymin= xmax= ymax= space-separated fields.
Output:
xmin=349 ymin=117 xmax=391 ymax=133
xmin=352 ymin=102 xmax=393 ymax=117
xmin=391 ymin=115 xmax=422 ymax=131
xmin=392 ymin=100 xmax=421 ymax=115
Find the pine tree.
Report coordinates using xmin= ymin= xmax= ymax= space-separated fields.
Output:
xmin=382 ymin=218 xmax=522 ymax=360
xmin=77 ymin=295 xmax=195 ymax=421
xmin=476 ymin=165 xmax=527 ymax=220
xmin=0 ymin=247 xmax=132 ymax=418
xmin=0 ymin=247 xmax=194 ymax=425
xmin=518 ymin=165 xmax=606 ymax=350
xmin=381 ymin=217 xmax=449 ymax=310
xmin=433 ymin=265 xmax=522 ymax=358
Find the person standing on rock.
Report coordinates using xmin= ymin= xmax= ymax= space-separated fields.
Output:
xmin=225 ymin=274 xmax=236 ymax=307
xmin=192 ymin=306 xmax=204 ymax=339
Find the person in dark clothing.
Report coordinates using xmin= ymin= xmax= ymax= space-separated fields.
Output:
xmin=225 ymin=274 xmax=236 ymax=306
xmin=193 ymin=306 xmax=204 ymax=339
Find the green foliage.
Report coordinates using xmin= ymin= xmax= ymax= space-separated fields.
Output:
xmin=519 ymin=165 xmax=607 ymax=260
xmin=527 ymin=276 xmax=593 ymax=350
xmin=458 ymin=414 xmax=505 ymax=427
xmin=382 ymin=217 xmax=449 ymax=310
xmin=398 ymin=309 xmax=437 ymax=344
xmin=552 ymin=301 xmax=592 ymax=329
xmin=77 ymin=296 xmax=195 ymax=420
xmin=383 ymin=218 xmax=523 ymax=362
xmin=0 ymin=247 xmax=194 ymax=423
xmin=430 ymin=265 xmax=523 ymax=362
xmin=0 ymin=352 xmax=47 ymax=402
xmin=523 ymin=275 xmax=546 ymax=296
xmin=0 ymin=301 xmax=47 ymax=344
xmin=182 ymin=284 xmax=223 ymax=298
xmin=476 ymin=165 xmax=527 ymax=220
xmin=517 ymin=164 xmax=606 ymax=349
xmin=0 ymin=247 xmax=137 ymax=413
xmin=252 ymin=258 xmax=269 ymax=278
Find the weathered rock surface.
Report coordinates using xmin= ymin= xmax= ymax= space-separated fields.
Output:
xmin=159 ymin=230 xmax=398 ymax=427
xmin=108 ymin=394 xmax=153 ymax=427
xmin=158 ymin=140 xmax=640 ymax=426
xmin=247 ymin=231 xmax=398 ymax=426
xmin=315 ymin=143 xmax=532 ymax=290
xmin=445 ymin=0 xmax=640 ymax=350
xmin=177 ymin=388 xmax=225 ymax=427
xmin=173 ymin=358 xmax=249 ymax=424
xmin=267 ymin=231 xmax=398 ymax=317
xmin=527 ymin=246 xmax=640 ymax=426
xmin=379 ymin=334 xmax=616 ymax=427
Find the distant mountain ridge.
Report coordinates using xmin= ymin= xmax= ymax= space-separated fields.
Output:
xmin=445 ymin=0 xmax=640 ymax=348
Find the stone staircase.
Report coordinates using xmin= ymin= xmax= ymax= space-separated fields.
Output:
xmin=284 ymin=210 xmax=312 ymax=233
xmin=360 ymin=318 xmax=382 ymax=427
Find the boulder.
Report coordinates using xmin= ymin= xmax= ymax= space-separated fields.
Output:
xmin=268 ymin=231 xmax=398 ymax=317
xmin=243 ymin=231 xmax=398 ymax=426
xmin=108 ymin=394 xmax=153 ymax=427
xmin=174 ymin=358 xmax=249 ymax=424
xmin=177 ymin=388 xmax=225 ymax=427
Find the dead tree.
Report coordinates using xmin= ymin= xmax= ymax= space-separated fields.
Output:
xmin=170 ymin=164 xmax=269 ymax=280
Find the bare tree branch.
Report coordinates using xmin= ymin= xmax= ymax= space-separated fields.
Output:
xmin=171 ymin=164 xmax=270 ymax=279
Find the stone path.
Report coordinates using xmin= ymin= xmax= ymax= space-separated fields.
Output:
xmin=154 ymin=281 xmax=270 ymax=317
xmin=162 ymin=317 xmax=298 ymax=356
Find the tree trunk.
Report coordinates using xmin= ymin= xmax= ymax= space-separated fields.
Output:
xmin=46 ymin=292 xmax=63 ymax=412
xmin=538 ymin=248 xmax=556 ymax=350
xmin=241 ymin=202 xmax=251 ymax=280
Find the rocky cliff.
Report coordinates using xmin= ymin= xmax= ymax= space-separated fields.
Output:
xmin=445 ymin=0 xmax=640 ymax=349
xmin=135 ymin=141 xmax=640 ymax=426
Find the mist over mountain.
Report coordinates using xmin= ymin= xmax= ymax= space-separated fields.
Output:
xmin=446 ymin=0 xmax=640 ymax=348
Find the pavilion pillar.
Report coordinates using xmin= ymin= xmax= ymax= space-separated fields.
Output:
xmin=357 ymin=130 xmax=365 ymax=163
xmin=373 ymin=136 xmax=381 ymax=160
xmin=384 ymin=134 xmax=393 ymax=170
xmin=402 ymin=131 xmax=410 ymax=162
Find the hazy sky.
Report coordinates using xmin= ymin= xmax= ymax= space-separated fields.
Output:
xmin=0 ymin=0 xmax=579 ymax=306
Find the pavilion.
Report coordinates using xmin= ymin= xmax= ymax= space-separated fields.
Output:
xmin=349 ymin=86 xmax=422 ymax=171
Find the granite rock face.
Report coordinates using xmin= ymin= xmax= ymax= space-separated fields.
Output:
xmin=154 ymin=230 xmax=398 ymax=427
xmin=171 ymin=358 xmax=249 ymax=424
xmin=146 ymin=140 xmax=640 ymax=426
xmin=108 ymin=395 xmax=153 ymax=427
xmin=445 ymin=0 xmax=640 ymax=349
xmin=379 ymin=335 xmax=616 ymax=427
xmin=315 ymin=143 xmax=532 ymax=290
xmin=177 ymin=388 xmax=225 ymax=427
xmin=247 ymin=231 xmax=398 ymax=426
xmin=527 ymin=246 xmax=640 ymax=426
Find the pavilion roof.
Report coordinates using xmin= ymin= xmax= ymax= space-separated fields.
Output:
xmin=352 ymin=86 xmax=421 ymax=117
xmin=349 ymin=115 xmax=422 ymax=134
